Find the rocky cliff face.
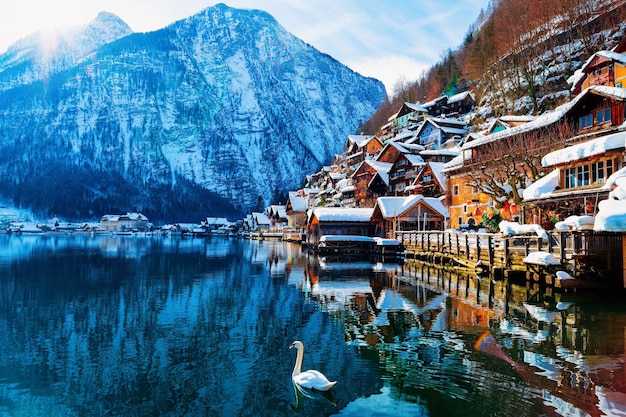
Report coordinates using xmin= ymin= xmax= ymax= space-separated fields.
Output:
xmin=0 ymin=4 xmax=385 ymax=221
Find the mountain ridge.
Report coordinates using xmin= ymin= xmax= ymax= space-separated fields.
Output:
xmin=0 ymin=4 xmax=386 ymax=222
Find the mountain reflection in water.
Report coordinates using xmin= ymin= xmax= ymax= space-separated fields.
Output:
xmin=0 ymin=235 xmax=624 ymax=417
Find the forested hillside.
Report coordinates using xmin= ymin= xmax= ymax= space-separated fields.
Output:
xmin=361 ymin=0 xmax=626 ymax=134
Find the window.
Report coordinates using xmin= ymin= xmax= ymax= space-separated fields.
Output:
xmin=565 ymin=158 xmax=619 ymax=189
xmin=592 ymin=161 xmax=605 ymax=184
xmin=577 ymin=165 xmax=589 ymax=186
xmin=423 ymin=174 xmax=432 ymax=182
xmin=463 ymin=204 xmax=468 ymax=213
xmin=579 ymin=114 xmax=593 ymax=129
xmin=565 ymin=167 xmax=576 ymax=188
xmin=453 ymin=185 xmax=459 ymax=196
xmin=596 ymin=108 xmax=611 ymax=124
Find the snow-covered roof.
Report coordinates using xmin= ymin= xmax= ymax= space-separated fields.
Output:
xmin=375 ymin=195 xmax=448 ymax=219
xmin=419 ymin=149 xmax=460 ymax=157
xmin=366 ymin=160 xmax=393 ymax=173
xmin=447 ymin=90 xmax=475 ymax=104
xmin=269 ymin=205 xmax=287 ymax=218
xmin=329 ymin=172 xmax=346 ymax=180
xmin=426 ymin=162 xmax=447 ymax=191
xmin=569 ymin=50 xmax=626 ymax=91
xmin=405 ymin=102 xmax=428 ymax=113
xmin=499 ymin=115 xmax=538 ymax=123
xmin=288 ymin=192 xmax=308 ymax=212
xmin=101 ymin=212 xmax=148 ymax=222
xmin=429 ymin=116 xmax=467 ymax=127
xmin=347 ymin=134 xmax=376 ymax=149
xmin=404 ymin=154 xmax=425 ymax=165
xmin=206 ymin=217 xmax=228 ymax=225
xmin=309 ymin=207 xmax=374 ymax=222
xmin=522 ymin=169 xmax=560 ymax=201
xmin=252 ymin=212 xmax=271 ymax=225
xmin=461 ymin=86 xmax=626 ymax=153
xmin=541 ymin=130 xmax=626 ymax=167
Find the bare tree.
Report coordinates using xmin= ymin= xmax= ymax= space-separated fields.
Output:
xmin=462 ymin=122 xmax=574 ymax=207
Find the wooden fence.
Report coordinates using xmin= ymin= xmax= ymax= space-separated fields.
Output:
xmin=396 ymin=230 xmax=625 ymax=287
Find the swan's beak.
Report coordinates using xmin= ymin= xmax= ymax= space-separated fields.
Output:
xmin=289 ymin=342 xmax=295 ymax=349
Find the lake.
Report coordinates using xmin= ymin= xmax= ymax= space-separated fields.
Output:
xmin=0 ymin=234 xmax=624 ymax=417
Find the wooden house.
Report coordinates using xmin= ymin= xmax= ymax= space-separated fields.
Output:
xmin=251 ymin=212 xmax=271 ymax=232
xmin=406 ymin=161 xmax=447 ymax=198
xmin=443 ymin=85 xmax=626 ymax=229
xmin=306 ymin=207 xmax=374 ymax=245
xmin=388 ymin=153 xmax=425 ymax=194
xmin=422 ymin=96 xmax=449 ymax=117
xmin=344 ymin=135 xmax=383 ymax=169
xmin=409 ymin=117 xmax=468 ymax=150
xmin=446 ymin=91 xmax=476 ymax=116
xmin=268 ymin=205 xmax=287 ymax=231
xmin=387 ymin=102 xmax=428 ymax=132
xmin=570 ymin=50 xmax=626 ymax=95
xmin=351 ymin=160 xmax=392 ymax=206
xmin=371 ymin=195 xmax=448 ymax=238
xmin=523 ymin=131 xmax=626 ymax=226
xmin=375 ymin=141 xmax=416 ymax=165
xmin=285 ymin=192 xmax=309 ymax=230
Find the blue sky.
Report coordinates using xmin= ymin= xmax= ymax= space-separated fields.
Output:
xmin=0 ymin=0 xmax=487 ymax=94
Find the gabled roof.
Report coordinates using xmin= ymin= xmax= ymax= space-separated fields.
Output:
xmin=412 ymin=117 xmax=468 ymax=141
xmin=352 ymin=159 xmax=393 ymax=179
xmin=447 ymin=90 xmax=475 ymax=104
xmin=416 ymin=161 xmax=447 ymax=191
xmin=252 ymin=212 xmax=271 ymax=225
xmin=568 ymin=50 xmax=626 ymax=92
xmin=206 ymin=217 xmax=228 ymax=225
xmin=403 ymin=154 xmax=425 ymax=166
xmin=346 ymin=134 xmax=376 ymax=150
xmin=269 ymin=205 xmax=287 ymax=219
xmin=388 ymin=102 xmax=428 ymax=122
xmin=309 ymin=207 xmax=374 ymax=222
xmin=375 ymin=195 xmax=448 ymax=219
xmin=287 ymin=192 xmax=308 ymax=212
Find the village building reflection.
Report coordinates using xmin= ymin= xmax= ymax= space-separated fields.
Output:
xmin=294 ymin=251 xmax=626 ymax=416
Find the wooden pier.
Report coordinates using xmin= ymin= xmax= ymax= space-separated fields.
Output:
xmin=396 ymin=230 xmax=626 ymax=290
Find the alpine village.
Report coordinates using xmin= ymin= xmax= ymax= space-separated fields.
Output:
xmin=4 ymin=2 xmax=626 ymax=294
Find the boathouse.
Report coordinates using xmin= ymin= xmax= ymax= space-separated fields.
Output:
xmin=306 ymin=207 xmax=374 ymax=246
xmin=371 ymin=195 xmax=448 ymax=238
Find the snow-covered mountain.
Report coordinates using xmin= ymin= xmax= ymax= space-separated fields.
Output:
xmin=0 ymin=4 xmax=386 ymax=221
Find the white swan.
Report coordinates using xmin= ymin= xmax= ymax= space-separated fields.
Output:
xmin=289 ymin=341 xmax=337 ymax=391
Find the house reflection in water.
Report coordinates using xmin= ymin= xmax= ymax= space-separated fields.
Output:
xmin=295 ymin=253 xmax=626 ymax=417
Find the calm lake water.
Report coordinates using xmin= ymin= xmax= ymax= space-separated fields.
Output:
xmin=0 ymin=234 xmax=625 ymax=417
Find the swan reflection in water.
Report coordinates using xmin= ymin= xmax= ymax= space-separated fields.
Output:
xmin=290 ymin=382 xmax=337 ymax=413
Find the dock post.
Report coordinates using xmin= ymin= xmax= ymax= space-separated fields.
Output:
xmin=622 ymin=233 xmax=626 ymax=289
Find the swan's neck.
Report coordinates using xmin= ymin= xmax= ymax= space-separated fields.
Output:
xmin=292 ymin=345 xmax=303 ymax=377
